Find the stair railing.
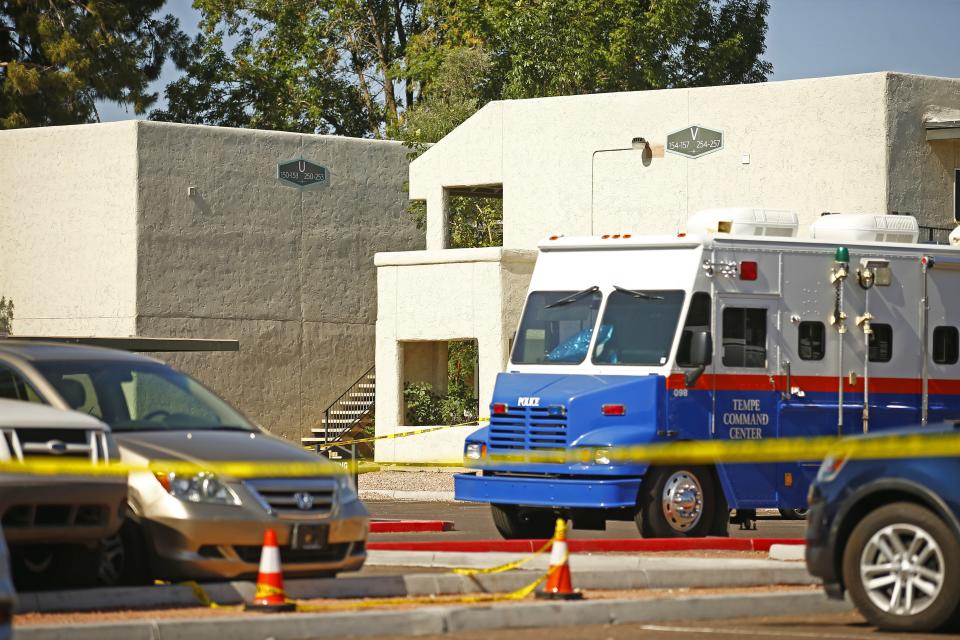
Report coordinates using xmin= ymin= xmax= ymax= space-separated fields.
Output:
xmin=321 ymin=365 xmax=375 ymax=444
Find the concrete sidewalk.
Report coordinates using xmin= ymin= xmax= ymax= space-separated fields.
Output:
xmin=16 ymin=554 xmax=816 ymax=615
xmin=17 ymin=590 xmax=852 ymax=640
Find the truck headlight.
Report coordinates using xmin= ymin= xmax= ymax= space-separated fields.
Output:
xmin=593 ymin=449 xmax=611 ymax=465
xmin=336 ymin=474 xmax=359 ymax=504
xmin=155 ymin=471 xmax=240 ymax=505
xmin=465 ymin=443 xmax=485 ymax=460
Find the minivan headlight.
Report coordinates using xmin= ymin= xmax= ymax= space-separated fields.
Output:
xmin=155 ymin=471 xmax=240 ymax=505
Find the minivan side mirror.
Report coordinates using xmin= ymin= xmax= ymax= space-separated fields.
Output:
xmin=685 ymin=330 xmax=713 ymax=387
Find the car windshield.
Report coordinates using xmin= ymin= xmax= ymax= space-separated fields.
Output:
xmin=592 ymin=289 xmax=686 ymax=365
xmin=32 ymin=360 xmax=256 ymax=433
xmin=511 ymin=289 xmax=603 ymax=364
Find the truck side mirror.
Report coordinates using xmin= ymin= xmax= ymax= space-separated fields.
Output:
xmin=685 ymin=331 xmax=712 ymax=387
xmin=689 ymin=330 xmax=712 ymax=366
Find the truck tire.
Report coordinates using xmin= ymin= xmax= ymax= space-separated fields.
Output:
xmin=636 ymin=466 xmax=719 ymax=538
xmin=491 ymin=504 xmax=556 ymax=540
xmin=779 ymin=507 xmax=809 ymax=520
xmin=842 ymin=502 xmax=960 ymax=632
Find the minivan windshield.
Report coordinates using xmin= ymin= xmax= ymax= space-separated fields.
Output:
xmin=511 ymin=289 xmax=603 ymax=364
xmin=592 ymin=289 xmax=685 ymax=365
xmin=33 ymin=360 xmax=256 ymax=433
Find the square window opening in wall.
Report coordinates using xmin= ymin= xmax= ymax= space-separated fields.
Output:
xmin=722 ymin=307 xmax=767 ymax=368
xmin=798 ymin=321 xmax=825 ymax=361
xmin=446 ymin=188 xmax=503 ymax=249
xmin=933 ymin=326 xmax=959 ymax=365
xmin=401 ymin=339 xmax=478 ymax=427
xmin=868 ymin=324 xmax=893 ymax=363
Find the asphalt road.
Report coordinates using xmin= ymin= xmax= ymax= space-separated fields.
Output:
xmin=371 ymin=611 xmax=960 ymax=640
xmin=366 ymin=501 xmax=808 ymax=541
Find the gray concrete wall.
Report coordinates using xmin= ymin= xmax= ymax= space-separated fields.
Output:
xmin=0 ymin=122 xmax=140 ymax=336
xmin=133 ymin=122 xmax=422 ymax=440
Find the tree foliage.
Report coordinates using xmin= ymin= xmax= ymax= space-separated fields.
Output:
xmin=152 ymin=0 xmax=425 ymax=138
xmin=0 ymin=0 xmax=187 ymax=129
xmin=0 ymin=297 xmax=13 ymax=335
xmin=157 ymin=0 xmax=770 ymax=140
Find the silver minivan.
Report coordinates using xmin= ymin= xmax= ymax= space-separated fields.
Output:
xmin=0 ymin=341 xmax=368 ymax=584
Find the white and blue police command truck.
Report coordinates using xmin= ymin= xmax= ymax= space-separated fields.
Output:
xmin=455 ymin=208 xmax=960 ymax=539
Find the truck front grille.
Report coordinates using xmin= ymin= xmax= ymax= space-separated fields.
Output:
xmin=245 ymin=478 xmax=336 ymax=519
xmin=488 ymin=406 xmax=567 ymax=452
xmin=2 ymin=428 xmax=110 ymax=462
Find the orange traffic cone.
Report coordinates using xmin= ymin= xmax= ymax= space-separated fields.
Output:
xmin=536 ymin=518 xmax=583 ymax=600
xmin=245 ymin=528 xmax=296 ymax=612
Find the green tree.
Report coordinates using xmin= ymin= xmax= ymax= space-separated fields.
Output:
xmin=407 ymin=0 xmax=771 ymax=101
xmin=0 ymin=0 xmax=188 ymax=129
xmin=0 ymin=297 xmax=13 ymax=335
xmin=153 ymin=0 xmax=425 ymax=138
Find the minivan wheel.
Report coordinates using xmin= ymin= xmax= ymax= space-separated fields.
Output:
xmin=490 ymin=504 xmax=556 ymax=539
xmin=842 ymin=502 xmax=960 ymax=632
xmin=637 ymin=466 xmax=719 ymax=538
xmin=98 ymin=520 xmax=149 ymax=586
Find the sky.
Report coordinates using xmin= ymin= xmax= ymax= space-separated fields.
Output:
xmin=97 ymin=0 xmax=960 ymax=123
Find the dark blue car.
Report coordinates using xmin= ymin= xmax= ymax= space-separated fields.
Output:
xmin=805 ymin=422 xmax=960 ymax=632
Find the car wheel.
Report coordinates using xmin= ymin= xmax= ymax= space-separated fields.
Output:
xmin=842 ymin=502 xmax=960 ymax=632
xmin=637 ymin=466 xmax=718 ymax=538
xmin=779 ymin=508 xmax=809 ymax=520
xmin=490 ymin=504 xmax=556 ymax=539
xmin=98 ymin=520 xmax=149 ymax=586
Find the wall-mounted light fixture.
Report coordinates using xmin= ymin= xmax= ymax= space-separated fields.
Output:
xmin=590 ymin=136 xmax=650 ymax=234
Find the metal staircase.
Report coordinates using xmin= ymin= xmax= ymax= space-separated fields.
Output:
xmin=302 ymin=366 xmax=375 ymax=449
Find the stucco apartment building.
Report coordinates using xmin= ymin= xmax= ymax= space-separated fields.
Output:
xmin=375 ymin=72 xmax=960 ymax=463
xmin=0 ymin=121 xmax=422 ymax=441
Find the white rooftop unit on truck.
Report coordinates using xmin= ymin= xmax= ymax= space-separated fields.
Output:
xmin=686 ymin=208 xmax=799 ymax=239
xmin=809 ymin=213 xmax=920 ymax=244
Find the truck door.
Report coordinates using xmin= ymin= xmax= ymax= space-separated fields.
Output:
xmin=714 ymin=296 xmax=779 ymax=507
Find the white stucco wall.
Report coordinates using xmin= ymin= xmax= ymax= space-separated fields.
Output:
xmin=379 ymin=71 xmax=960 ymax=463
xmin=409 ymin=72 xmax=960 ymax=250
xmin=374 ymin=248 xmax=535 ymax=463
xmin=0 ymin=122 xmax=139 ymax=335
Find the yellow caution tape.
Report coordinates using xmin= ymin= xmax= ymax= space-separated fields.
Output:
xmin=2 ymin=429 xmax=959 ymax=479
xmin=451 ymin=537 xmax=554 ymax=576
xmin=186 ymin=529 xmax=564 ymax=612
xmin=315 ymin=418 xmax=489 ymax=450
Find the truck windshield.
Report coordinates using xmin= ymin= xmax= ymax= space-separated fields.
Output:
xmin=512 ymin=289 xmax=603 ymax=364
xmin=592 ymin=289 xmax=685 ymax=365
xmin=33 ymin=360 xmax=256 ymax=433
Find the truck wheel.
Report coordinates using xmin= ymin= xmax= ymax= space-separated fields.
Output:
xmin=779 ymin=508 xmax=809 ymax=520
xmin=491 ymin=504 xmax=556 ymax=540
xmin=636 ymin=466 xmax=719 ymax=538
xmin=842 ymin=502 xmax=960 ymax=632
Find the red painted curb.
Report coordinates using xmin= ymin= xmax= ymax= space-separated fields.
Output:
xmin=366 ymin=537 xmax=804 ymax=553
xmin=369 ymin=519 xmax=455 ymax=533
